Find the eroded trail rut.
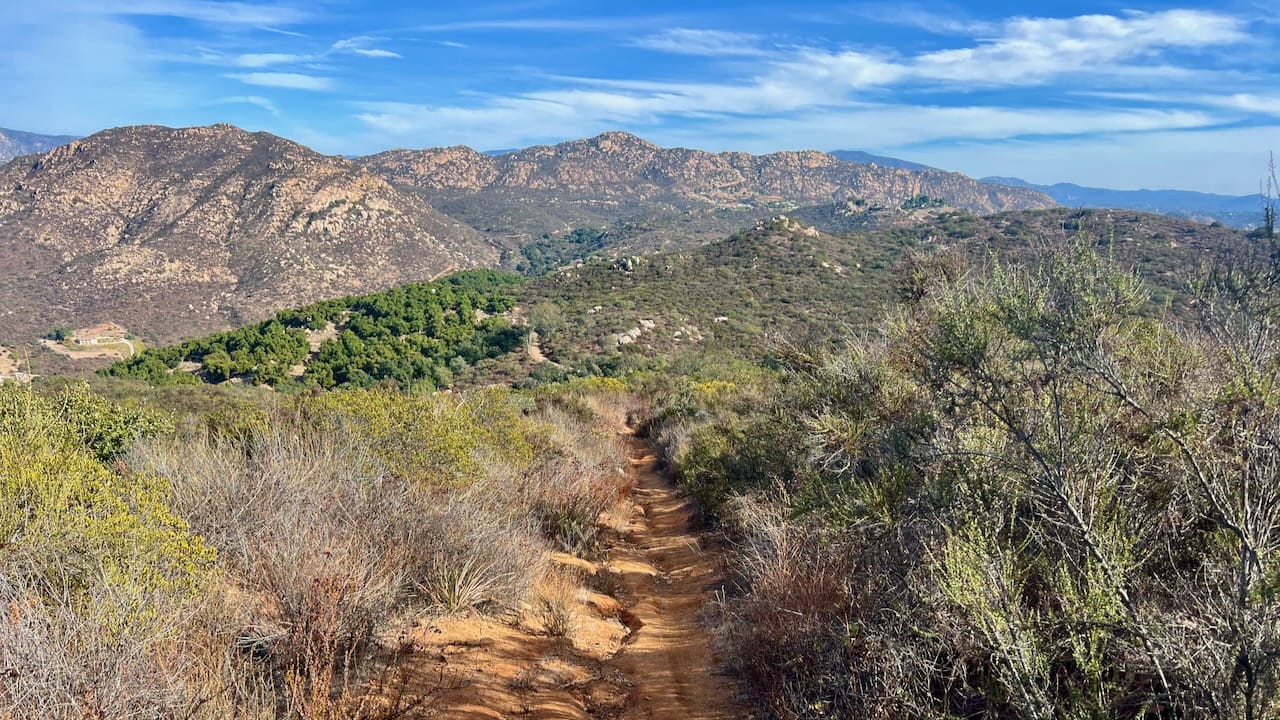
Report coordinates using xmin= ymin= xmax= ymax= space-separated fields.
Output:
xmin=412 ymin=431 xmax=746 ymax=719
xmin=609 ymin=438 xmax=744 ymax=719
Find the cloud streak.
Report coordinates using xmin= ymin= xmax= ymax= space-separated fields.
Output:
xmin=215 ymin=94 xmax=282 ymax=116
xmin=363 ymin=10 xmax=1249 ymax=142
xmin=631 ymin=29 xmax=767 ymax=57
xmin=229 ymin=72 xmax=333 ymax=91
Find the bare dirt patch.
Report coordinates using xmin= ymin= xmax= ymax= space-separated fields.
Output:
xmin=403 ymin=430 xmax=746 ymax=719
xmin=39 ymin=322 xmax=137 ymax=360
xmin=305 ymin=321 xmax=338 ymax=352
xmin=0 ymin=346 xmax=34 ymax=383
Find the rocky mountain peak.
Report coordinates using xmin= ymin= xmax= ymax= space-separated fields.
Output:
xmin=357 ymin=131 xmax=1055 ymax=213
xmin=585 ymin=131 xmax=659 ymax=152
xmin=0 ymin=124 xmax=497 ymax=346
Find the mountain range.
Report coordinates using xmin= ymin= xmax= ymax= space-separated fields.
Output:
xmin=0 ymin=127 xmax=78 ymax=164
xmin=359 ymin=131 xmax=1051 ymax=252
xmin=981 ymin=176 xmax=1261 ymax=226
xmin=0 ymin=122 xmax=1256 ymax=362
xmin=0 ymin=124 xmax=1056 ymax=350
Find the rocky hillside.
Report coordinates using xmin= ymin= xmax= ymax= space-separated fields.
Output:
xmin=0 ymin=124 xmax=496 ymax=345
xmin=360 ymin=131 xmax=1053 ymax=213
xmin=518 ymin=207 xmax=1250 ymax=367
xmin=0 ymin=127 xmax=77 ymax=163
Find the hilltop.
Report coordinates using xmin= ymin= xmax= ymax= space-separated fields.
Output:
xmin=0 ymin=124 xmax=497 ymax=347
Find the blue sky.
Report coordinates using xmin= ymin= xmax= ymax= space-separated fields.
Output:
xmin=2 ymin=1 xmax=1278 ymax=194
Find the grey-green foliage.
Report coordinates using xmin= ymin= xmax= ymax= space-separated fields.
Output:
xmin=687 ymin=237 xmax=1280 ymax=719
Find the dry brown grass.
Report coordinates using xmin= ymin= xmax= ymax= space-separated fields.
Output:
xmin=2 ymin=381 xmax=637 ymax=719
xmin=526 ymin=570 xmax=583 ymax=639
xmin=128 ymin=417 xmax=551 ymax=718
xmin=108 ymin=386 xmax=634 ymax=718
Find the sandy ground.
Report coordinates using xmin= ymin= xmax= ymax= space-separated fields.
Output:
xmin=399 ymin=431 xmax=747 ymax=719
xmin=609 ymin=440 xmax=745 ymax=720
xmin=528 ymin=332 xmax=549 ymax=364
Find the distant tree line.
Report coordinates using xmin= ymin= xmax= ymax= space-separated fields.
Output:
xmin=103 ymin=270 xmax=526 ymax=391
xmin=516 ymin=227 xmax=609 ymax=276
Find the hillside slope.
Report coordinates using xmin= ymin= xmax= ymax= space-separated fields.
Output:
xmin=519 ymin=207 xmax=1250 ymax=366
xmin=96 ymin=207 xmax=1251 ymax=389
xmin=0 ymin=124 xmax=497 ymax=345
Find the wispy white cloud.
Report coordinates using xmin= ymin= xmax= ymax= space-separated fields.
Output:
xmin=258 ymin=26 xmax=308 ymax=38
xmin=355 ymin=98 xmax=604 ymax=148
xmin=709 ymin=105 xmax=1221 ymax=149
xmin=79 ymin=0 xmax=311 ymax=26
xmin=215 ymin=94 xmax=281 ymax=116
xmin=909 ymin=10 xmax=1245 ymax=85
xmin=350 ymin=48 xmax=400 ymax=58
xmin=232 ymin=52 xmax=308 ymax=68
xmin=1078 ymin=90 xmax=1280 ymax=117
xmin=229 ymin=72 xmax=333 ymax=91
xmin=1202 ymin=93 xmax=1280 ymax=115
xmin=632 ymin=28 xmax=766 ymax=57
xmin=838 ymin=4 xmax=993 ymax=35
xmin=331 ymin=36 xmax=401 ymax=59
xmin=211 ymin=36 xmax=401 ymax=77
xmin=411 ymin=18 xmax=645 ymax=33
xmin=356 ymin=95 xmax=1221 ymax=153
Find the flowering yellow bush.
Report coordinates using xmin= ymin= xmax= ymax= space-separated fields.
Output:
xmin=302 ymin=387 xmax=536 ymax=488
xmin=0 ymin=384 xmax=213 ymax=600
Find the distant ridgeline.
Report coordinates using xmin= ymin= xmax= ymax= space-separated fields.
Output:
xmin=103 ymin=270 xmax=526 ymax=390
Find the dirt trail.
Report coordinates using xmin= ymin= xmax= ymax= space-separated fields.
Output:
xmin=608 ymin=437 xmax=744 ymax=720
xmin=408 ymin=431 xmax=746 ymax=719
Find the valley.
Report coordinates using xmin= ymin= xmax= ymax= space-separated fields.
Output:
xmin=0 ymin=124 xmax=1051 ymax=354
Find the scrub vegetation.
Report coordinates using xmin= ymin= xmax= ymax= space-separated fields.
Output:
xmin=11 ymin=207 xmax=1280 ymax=718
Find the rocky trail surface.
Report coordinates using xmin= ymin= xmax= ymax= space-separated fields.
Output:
xmin=402 ymin=428 xmax=746 ymax=719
